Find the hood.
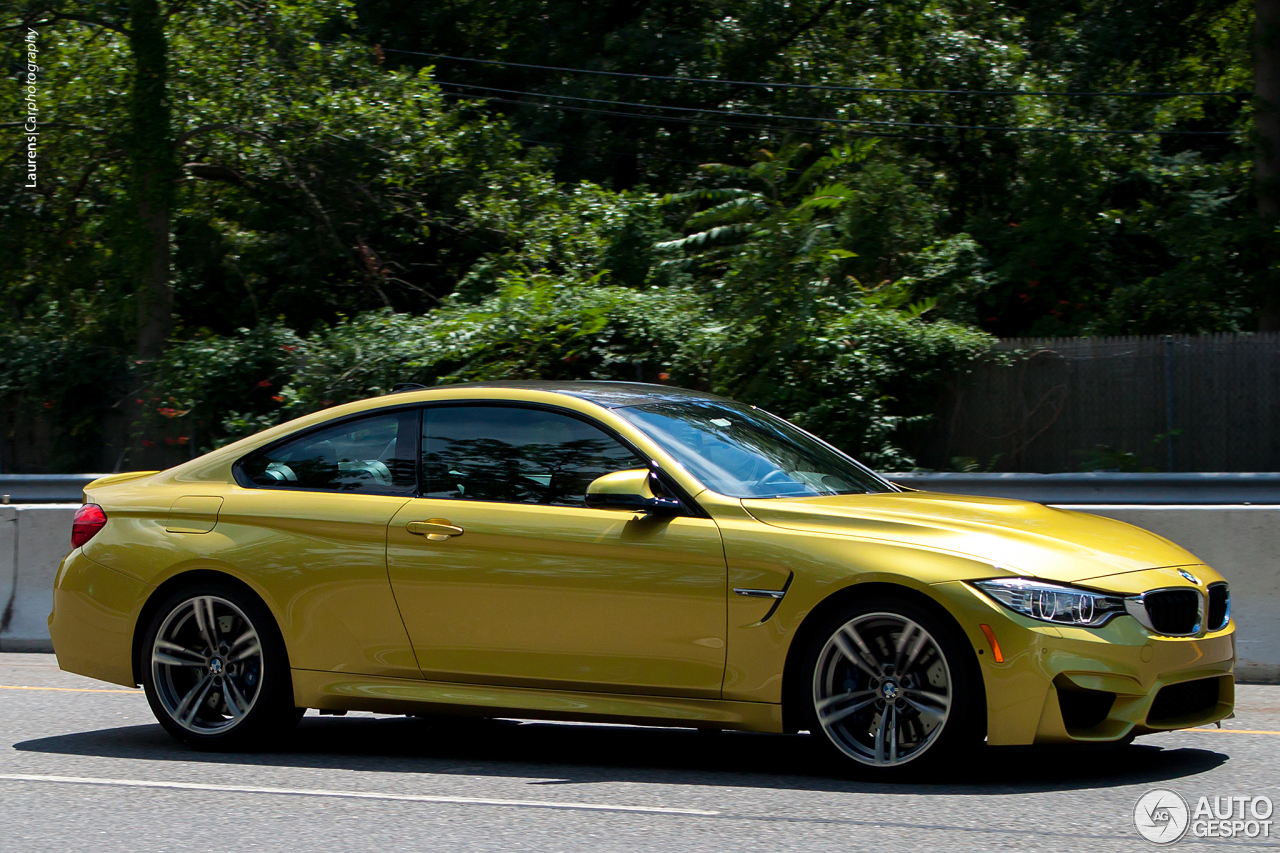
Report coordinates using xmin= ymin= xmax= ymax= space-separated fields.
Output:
xmin=741 ymin=491 xmax=1200 ymax=584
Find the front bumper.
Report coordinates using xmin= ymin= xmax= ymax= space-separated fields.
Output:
xmin=935 ymin=575 xmax=1235 ymax=746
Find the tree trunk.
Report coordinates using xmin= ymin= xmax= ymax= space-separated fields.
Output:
xmin=128 ymin=0 xmax=175 ymax=360
xmin=1257 ymin=0 xmax=1280 ymax=329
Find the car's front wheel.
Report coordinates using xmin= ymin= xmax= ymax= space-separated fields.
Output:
xmin=141 ymin=581 xmax=301 ymax=748
xmin=801 ymin=595 xmax=983 ymax=773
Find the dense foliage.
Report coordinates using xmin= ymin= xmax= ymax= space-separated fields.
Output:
xmin=153 ymin=276 xmax=988 ymax=469
xmin=360 ymin=0 xmax=1262 ymax=336
xmin=0 ymin=0 xmax=1269 ymax=471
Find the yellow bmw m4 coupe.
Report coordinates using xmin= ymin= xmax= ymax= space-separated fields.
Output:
xmin=49 ymin=382 xmax=1234 ymax=772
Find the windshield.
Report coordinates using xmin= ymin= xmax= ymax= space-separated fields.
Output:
xmin=617 ymin=400 xmax=895 ymax=499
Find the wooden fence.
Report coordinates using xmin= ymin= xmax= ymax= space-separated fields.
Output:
xmin=906 ymin=333 xmax=1280 ymax=473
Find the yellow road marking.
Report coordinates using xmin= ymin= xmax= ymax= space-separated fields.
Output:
xmin=1186 ymin=727 xmax=1280 ymax=736
xmin=0 ymin=684 xmax=140 ymax=694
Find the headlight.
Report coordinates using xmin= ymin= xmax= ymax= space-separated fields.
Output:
xmin=972 ymin=578 xmax=1127 ymax=627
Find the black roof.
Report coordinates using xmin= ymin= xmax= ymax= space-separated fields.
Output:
xmin=438 ymin=380 xmax=728 ymax=408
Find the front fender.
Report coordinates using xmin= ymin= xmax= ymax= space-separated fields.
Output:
xmin=704 ymin=494 xmax=1004 ymax=703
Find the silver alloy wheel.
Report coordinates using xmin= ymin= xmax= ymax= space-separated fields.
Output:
xmin=151 ymin=595 xmax=264 ymax=735
xmin=812 ymin=612 xmax=952 ymax=767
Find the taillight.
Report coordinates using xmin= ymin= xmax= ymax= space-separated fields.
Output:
xmin=71 ymin=503 xmax=107 ymax=548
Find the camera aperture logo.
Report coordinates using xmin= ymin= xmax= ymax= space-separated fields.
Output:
xmin=1135 ymin=789 xmax=1275 ymax=844
xmin=1135 ymin=789 xmax=1190 ymax=844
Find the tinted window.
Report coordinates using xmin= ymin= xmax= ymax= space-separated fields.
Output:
xmin=421 ymin=406 xmax=643 ymax=506
xmin=240 ymin=410 xmax=418 ymax=495
xmin=616 ymin=400 xmax=893 ymax=499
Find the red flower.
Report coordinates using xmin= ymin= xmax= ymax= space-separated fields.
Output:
xmin=272 ymin=395 xmax=284 ymax=402
xmin=164 ymin=437 xmax=176 ymax=446
xmin=257 ymin=380 xmax=272 ymax=388
xmin=177 ymin=436 xmax=189 ymax=445
xmin=42 ymin=400 xmax=54 ymax=410
xmin=281 ymin=345 xmax=298 ymax=352
xmin=658 ymin=372 xmax=670 ymax=381
xmin=141 ymin=440 xmax=155 ymax=448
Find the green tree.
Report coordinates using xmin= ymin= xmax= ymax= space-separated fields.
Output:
xmin=657 ymin=144 xmax=993 ymax=465
xmin=1256 ymin=0 xmax=1280 ymax=327
xmin=349 ymin=0 xmax=1261 ymax=335
xmin=12 ymin=0 xmax=178 ymax=359
xmin=1 ymin=0 xmax=1268 ymax=472
xmin=1 ymin=1 xmax=659 ymax=465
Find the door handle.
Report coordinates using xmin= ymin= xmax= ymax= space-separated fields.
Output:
xmin=406 ymin=519 xmax=464 ymax=541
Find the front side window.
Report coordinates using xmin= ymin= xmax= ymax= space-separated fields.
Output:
xmin=421 ymin=406 xmax=643 ymax=506
xmin=616 ymin=400 xmax=893 ymax=499
xmin=239 ymin=410 xmax=418 ymax=495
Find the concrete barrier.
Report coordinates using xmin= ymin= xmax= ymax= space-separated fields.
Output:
xmin=1 ymin=503 xmax=1276 ymax=682
xmin=0 ymin=507 xmax=15 ymax=646
xmin=0 ymin=505 xmax=77 ymax=652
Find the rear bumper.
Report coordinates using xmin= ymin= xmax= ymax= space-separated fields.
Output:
xmin=934 ymin=580 xmax=1235 ymax=745
xmin=48 ymin=548 xmax=150 ymax=687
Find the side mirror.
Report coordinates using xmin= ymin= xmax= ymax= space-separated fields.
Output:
xmin=585 ymin=468 xmax=683 ymax=515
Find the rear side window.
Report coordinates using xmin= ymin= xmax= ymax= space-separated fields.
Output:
xmin=421 ymin=405 xmax=643 ymax=506
xmin=239 ymin=410 xmax=418 ymax=495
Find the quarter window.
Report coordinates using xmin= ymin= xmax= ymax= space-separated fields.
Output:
xmin=239 ymin=410 xmax=418 ymax=495
xmin=421 ymin=406 xmax=643 ymax=506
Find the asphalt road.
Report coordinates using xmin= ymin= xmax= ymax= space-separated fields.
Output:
xmin=1 ymin=653 xmax=1278 ymax=852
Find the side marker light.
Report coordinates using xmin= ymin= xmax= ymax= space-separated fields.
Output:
xmin=979 ymin=623 xmax=1004 ymax=663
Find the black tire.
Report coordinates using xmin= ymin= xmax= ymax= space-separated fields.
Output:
xmin=140 ymin=579 xmax=302 ymax=749
xmin=799 ymin=594 xmax=984 ymax=776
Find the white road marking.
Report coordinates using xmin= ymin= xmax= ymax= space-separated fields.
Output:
xmin=0 ymin=773 xmax=719 ymax=816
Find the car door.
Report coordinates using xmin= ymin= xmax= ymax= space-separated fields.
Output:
xmin=386 ymin=403 xmax=728 ymax=698
xmin=221 ymin=407 xmax=423 ymax=679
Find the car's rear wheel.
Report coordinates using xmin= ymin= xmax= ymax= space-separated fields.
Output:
xmin=801 ymin=595 xmax=982 ymax=774
xmin=141 ymin=581 xmax=301 ymax=748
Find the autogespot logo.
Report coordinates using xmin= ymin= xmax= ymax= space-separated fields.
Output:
xmin=1135 ymin=789 xmax=1190 ymax=844
xmin=1135 ymin=789 xmax=1276 ymax=844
